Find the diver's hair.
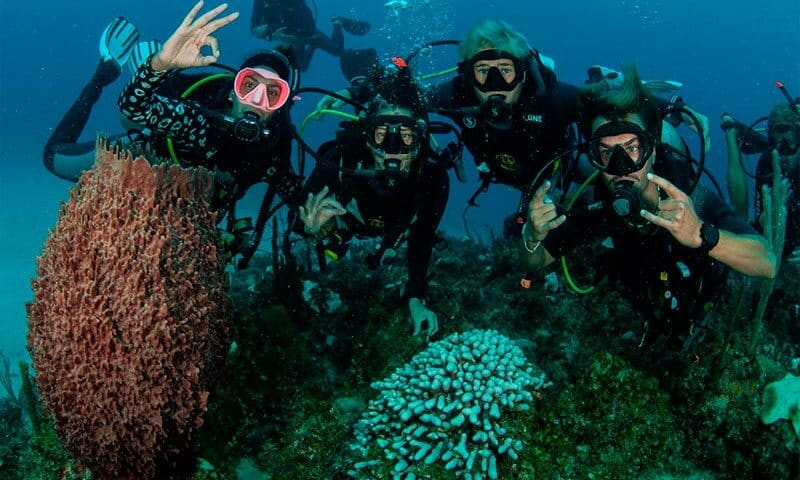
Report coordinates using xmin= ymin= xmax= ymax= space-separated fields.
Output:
xmin=767 ymin=102 xmax=800 ymax=143
xmin=577 ymin=64 xmax=660 ymax=139
xmin=459 ymin=19 xmax=531 ymax=61
xmin=365 ymin=65 xmax=428 ymax=121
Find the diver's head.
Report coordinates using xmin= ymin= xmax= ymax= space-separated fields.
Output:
xmin=366 ymin=105 xmax=424 ymax=176
xmin=459 ymin=19 xmax=530 ymax=106
xmin=768 ymin=103 xmax=800 ymax=156
xmin=229 ymin=51 xmax=296 ymax=121
xmin=580 ymin=65 xmax=662 ymax=210
xmin=363 ymin=65 xmax=428 ymax=187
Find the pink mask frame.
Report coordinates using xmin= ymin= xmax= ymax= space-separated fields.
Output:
xmin=234 ymin=67 xmax=291 ymax=112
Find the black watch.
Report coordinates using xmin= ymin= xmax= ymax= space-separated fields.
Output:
xmin=698 ymin=222 xmax=720 ymax=254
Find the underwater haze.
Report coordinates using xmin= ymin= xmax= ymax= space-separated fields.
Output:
xmin=2 ymin=0 xmax=798 ymax=371
xmin=0 ymin=0 xmax=798 ymax=477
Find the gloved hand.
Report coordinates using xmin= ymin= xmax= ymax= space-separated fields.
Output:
xmin=409 ymin=297 xmax=439 ymax=340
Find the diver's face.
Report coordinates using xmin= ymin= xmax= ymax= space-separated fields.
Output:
xmin=473 ymin=58 xmax=523 ymax=105
xmin=231 ymin=75 xmax=286 ymax=121
xmin=592 ymin=114 xmax=657 ymax=199
xmin=369 ymin=106 xmax=417 ymax=172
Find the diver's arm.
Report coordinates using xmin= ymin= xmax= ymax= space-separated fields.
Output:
xmin=520 ymin=237 xmax=557 ymax=271
xmin=520 ymin=180 xmax=564 ymax=271
xmin=406 ymin=167 xmax=450 ymax=300
xmin=722 ymin=114 xmax=749 ymax=218
xmin=642 ymin=175 xmax=776 ymax=279
xmin=117 ymin=57 xmax=211 ymax=151
xmin=708 ymin=231 xmax=776 ymax=279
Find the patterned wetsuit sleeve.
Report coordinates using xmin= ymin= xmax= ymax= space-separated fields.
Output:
xmin=117 ymin=57 xmax=212 ymax=155
xmin=406 ymin=166 xmax=450 ymax=299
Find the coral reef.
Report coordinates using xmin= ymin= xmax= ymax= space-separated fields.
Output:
xmin=26 ymin=140 xmax=231 ymax=479
xmin=349 ymin=329 xmax=548 ymax=480
xmin=761 ymin=373 xmax=800 ymax=438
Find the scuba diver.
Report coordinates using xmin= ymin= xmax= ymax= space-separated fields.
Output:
xmin=754 ymin=103 xmax=800 ymax=263
xmin=520 ymin=65 xmax=776 ymax=359
xmin=118 ymin=1 xmax=305 ymax=262
xmin=250 ymin=0 xmax=373 ymax=77
xmin=723 ymin=95 xmax=800 ymax=264
xmin=425 ymin=19 xmax=579 ymax=209
xmin=43 ymin=17 xmax=161 ymax=182
xmin=296 ymin=64 xmax=450 ymax=340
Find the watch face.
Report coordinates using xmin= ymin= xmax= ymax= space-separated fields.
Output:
xmin=701 ymin=223 xmax=719 ymax=250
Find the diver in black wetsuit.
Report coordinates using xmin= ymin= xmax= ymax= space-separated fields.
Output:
xmin=296 ymin=65 xmax=450 ymax=340
xmin=520 ymin=65 xmax=776 ymax=357
xmin=426 ymin=20 xmax=578 ymax=195
xmin=250 ymin=0 xmax=372 ymax=76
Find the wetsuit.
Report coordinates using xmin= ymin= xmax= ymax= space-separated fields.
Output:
xmin=251 ymin=0 xmax=343 ymax=72
xmin=117 ymin=58 xmax=303 ymax=212
xmin=542 ymin=162 xmax=755 ymax=339
xmin=44 ymin=60 xmax=139 ymax=182
xmin=426 ymin=56 xmax=579 ymax=192
xmin=754 ymin=150 xmax=800 ymax=258
xmin=301 ymin=140 xmax=450 ymax=299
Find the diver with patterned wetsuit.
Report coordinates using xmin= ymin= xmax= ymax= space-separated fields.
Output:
xmin=297 ymin=66 xmax=449 ymax=339
xmin=118 ymin=3 xmax=303 ymax=216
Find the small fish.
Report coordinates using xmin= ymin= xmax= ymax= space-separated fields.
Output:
xmin=391 ymin=56 xmax=408 ymax=68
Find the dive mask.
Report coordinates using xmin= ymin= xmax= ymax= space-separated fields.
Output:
xmin=467 ymin=50 xmax=525 ymax=93
xmin=234 ymin=67 xmax=291 ymax=113
xmin=588 ymin=121 xmax=656 ymax=176
xmin=367 ymin=114 xmax=425 ymax=156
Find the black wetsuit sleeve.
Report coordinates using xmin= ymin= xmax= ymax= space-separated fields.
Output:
xmin=541 ymin=207 xmax=601 ymax=258
xmin=694 ymin=186 xmax=756 ymax=235
xmin=117 ymin=58 xmax=213 ymax=164
xmin=406 ymin=166 xmax=450 ymax=299
xmin=553 ymin=81 xmax=580 ymax=124
xmin=262 ymin=132 xmax=305 ymax=205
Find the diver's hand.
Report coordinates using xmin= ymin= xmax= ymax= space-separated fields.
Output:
xmin=788 ymin=247 xmax=800 ymax=264
xmin=640 ymin=173 xmax=704 ymax=248
xmin=525 ymin=180 xmax=566 ymax=245
xmin=152 ymin=1 xmax=239 ymax=71
xmin=409 ymin=297 xmax=438 ymax=340
xmin=298 ymin=186 xmax=346 ymax=234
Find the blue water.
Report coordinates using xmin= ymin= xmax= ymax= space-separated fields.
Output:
xmin=0 ymin=0 xmax=798 ymax=391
